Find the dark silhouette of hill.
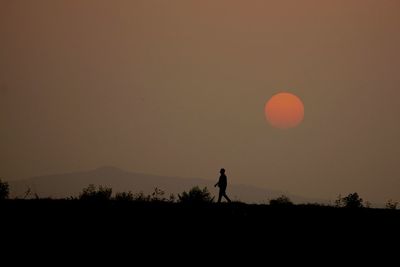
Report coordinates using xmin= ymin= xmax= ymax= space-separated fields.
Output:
xmin=1 ymin=184 xmax=399 ymax=258
xmin=1 ymin=199 xmax=399 ymax=250
xmin=9 ymin=166 xmax=324 ymax=204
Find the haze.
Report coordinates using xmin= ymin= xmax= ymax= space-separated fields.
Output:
xmin=1 ymin=0 xmax=400 ymax=203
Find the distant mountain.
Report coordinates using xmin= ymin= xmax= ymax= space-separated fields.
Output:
xmin=9 ymin=166 xmax=324 ymax=204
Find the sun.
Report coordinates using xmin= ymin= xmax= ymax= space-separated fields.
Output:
xmin=265 ymin=92 xmax=304 ymax=129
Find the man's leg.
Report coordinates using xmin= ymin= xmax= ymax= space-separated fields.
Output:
xmin=218 ymin=191 xmax=223 ymax=203
xmin=223 ymin=192 xmax=231 ymax=203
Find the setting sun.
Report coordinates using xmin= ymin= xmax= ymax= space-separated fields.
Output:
xmin=265 ymin=92 xmax=304 ymax=129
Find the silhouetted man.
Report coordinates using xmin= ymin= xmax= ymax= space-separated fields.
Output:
xmin=214 ymin=168 xmax=232 ymax=203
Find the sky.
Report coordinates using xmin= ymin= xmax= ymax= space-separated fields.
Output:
xmin=1 ymin=0 xmax=400 ymax=203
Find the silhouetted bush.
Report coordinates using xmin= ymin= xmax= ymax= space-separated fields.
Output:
xmin=168 ymin=193 xmax=176 ymax=203
xmin=342 ymin=192 xmax=363 ymax=208
xmin=151 ymin=187 xmax=166 ymax=202
xmin=335 ymin=194 xmax=344 ymax=207
xmin=386 ymin=199 xmax=398 ymax=210
xmin=79 ymin=184 xmax=112 ymax=201
xmin=0 ymin=179 xmax=10 ymax=200
xmin=114 ymin=188 xmax=168 ymax=202
xmin=269 ymin=195 xmax=293 ymax=206
xmin=133 ymin=191 xmax=151 ymax=202
xmin=178 ymin=186 xmax=214 ymax=204
xmin=115 ymin=191 xmax=134 ymax=201
xmin=22 ymin=187 xmax=32 ymax=199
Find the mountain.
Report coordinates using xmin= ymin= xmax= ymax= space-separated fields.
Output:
xmin=9 ymin=166 xmax=324 ymax=204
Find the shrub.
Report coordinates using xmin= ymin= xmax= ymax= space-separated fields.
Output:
xmin=335 ymin=194 xmax=344 ymax=207
xmin=0 ymin=179 xmax=10 ymax=200
xmin=151 ymin=187 xmax=166 ymax=202
xmin=115 ymin=191 xmax=134 ymax=201
xmin=133 ymin=191 xmax=151 ymax=202
xmin=269 ymin=195 xmax=293 ymax=206
xmin=79 ymin=184 xmax=112 ymax=201
xmin=168 ymin=193 xmax=176 ymax=203
xmin=178 ymin=186 xmax=214 ymax=204
xmin=386 ymin=199 xmax=398 ymax=210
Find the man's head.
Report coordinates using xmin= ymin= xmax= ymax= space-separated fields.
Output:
xmin=220 ymin=168 xmax=225 ymax=174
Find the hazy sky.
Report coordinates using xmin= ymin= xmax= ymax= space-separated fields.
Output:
xmin=1 ymin=0 xmax=400 ymax=203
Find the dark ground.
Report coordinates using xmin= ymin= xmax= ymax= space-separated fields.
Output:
xmin=1 ymin=200 xmax=399 ymax=262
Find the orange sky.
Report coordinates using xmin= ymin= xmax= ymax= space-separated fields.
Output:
xmin=1 ymin=0 xmax=400 ymax=203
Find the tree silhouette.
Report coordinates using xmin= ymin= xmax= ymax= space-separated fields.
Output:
xmin=342 ymin=192 xmax=363 ymax=208
xmin=178 ymin=186 xmax=214 ymax=204
xmin=79 ymin=184 xmax=112 ymax=201
xmin=0 ymin=179 xmax=9 ymax=200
